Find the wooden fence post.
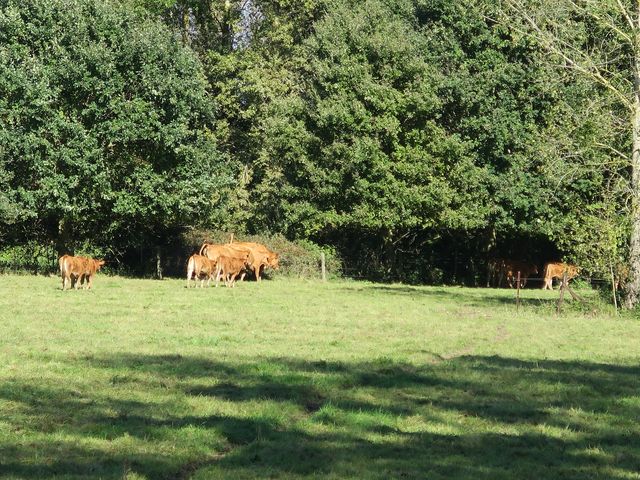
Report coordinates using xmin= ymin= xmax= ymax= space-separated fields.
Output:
xmin=155 ymin=245 xmax=163 ymax=280
xmin=556 ymin=271 xmax=567 ymax=314
xmin=321 ymin=252 xmax=326 ymax=282
xmin=516 ymin=271 xmax=521 ymax=312
xmin=610 ymin=264 xmax=618 ymax=312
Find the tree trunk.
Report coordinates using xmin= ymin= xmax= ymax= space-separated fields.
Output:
xmin=155 ymin=245 xmax=163 ymax=280
xmin=55 ymin=217 xmax=72 ymax=258
xmin=625 ymin=18 xmax=640 ymax=308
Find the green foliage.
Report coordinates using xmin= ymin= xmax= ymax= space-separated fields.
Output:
xmin=251 ymin=0 xmax=491 ymax=240
xmin=0 ymin=0 xmax=231 ymax=255
xmin=0 ymin=242 xmax=57 ymax=273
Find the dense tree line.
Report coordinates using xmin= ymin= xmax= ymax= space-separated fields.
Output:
xmin=0 ymin=0 xmax=635 ymax=303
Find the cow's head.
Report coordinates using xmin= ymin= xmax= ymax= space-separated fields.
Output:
xmin=268 ymin=253 xmax=280 ymax=269
xmin=95 ymin=259 xmax=105 ymax=270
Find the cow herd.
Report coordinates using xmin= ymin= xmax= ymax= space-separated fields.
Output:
xmin=58 ymin=245 xmax=577 ymax=292
xmin=187 ymin=241 xmax=279 ymax=288
xmin=58 ymin=240 xmax=280 ymax=291
xmin=487 ymin=259 xmax=579 ymax=290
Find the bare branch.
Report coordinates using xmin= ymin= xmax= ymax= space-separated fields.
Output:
xmin=615 ymin=0 xmax=636 ymax=30
xmin=501 ymin=0 xmax=634 ymax=111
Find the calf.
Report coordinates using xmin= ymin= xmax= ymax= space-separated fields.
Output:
xmin=503 ymin=261 xmax=538 ymax=289
xmin=542 ymin=262 xmax=579 ymax=290
xmin=215 ymin=255 xmax=250 ymax=287
xmin=186 ymin=254 xmax=217 ymax=288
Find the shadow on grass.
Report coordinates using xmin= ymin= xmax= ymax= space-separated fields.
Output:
xmin=1 ymin=354 xmax=639 ymax=479
xmin=346 ymin=284 xmax=596 ymax=311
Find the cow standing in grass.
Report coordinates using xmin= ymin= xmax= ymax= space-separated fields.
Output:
xmin=186 ymin=254 xmax=218 ymax=288
xmin=59 ymin=255 xmax=105 ymax=290
xmin=215 ymin=255 xmax=250 ymax=287
xmin=503 ymin=260 xmax=538 ymax=289
xmin=542 ymin=262 xmax=579 ymax=290
xmin=231 ymin=241 xmax=280 ymax=281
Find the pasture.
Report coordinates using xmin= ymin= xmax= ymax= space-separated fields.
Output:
xmin=0 ymin=275 xmax=639 ymax=479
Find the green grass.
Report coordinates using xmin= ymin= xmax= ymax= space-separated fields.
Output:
xmin=0 ymin=274 xmax=639 ymax=479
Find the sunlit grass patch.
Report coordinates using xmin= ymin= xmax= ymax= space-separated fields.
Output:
xmin=0 ymin=275 xmax=639 ymax=479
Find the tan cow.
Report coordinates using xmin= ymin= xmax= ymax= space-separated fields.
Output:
xmin=229 ymin=241 xmax=280 ymax=281
xmin=199 ymin=243 xmax=250 ymax=283
xmin=59 ymin=255 xmax=105 ymax=290
xmin=200 ymin=241 xmax=280 ymax=282
xmin=542 ymin=262 xmax=579 ymax=290
xmin=186 ymin=254 xmax=218 ymax=288
xmin=215 ymin=255 xmax=250 ymax=287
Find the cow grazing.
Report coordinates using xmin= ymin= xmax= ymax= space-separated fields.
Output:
xmin=59 ymin=255 xmax=105 ymax=290
xmin=215 ymin=255 xmax=250 ymax=287
xmin=186 ymin=254 xmax=217 ymax=288
xmin=542 ymin=262 xmax=579 ymax=290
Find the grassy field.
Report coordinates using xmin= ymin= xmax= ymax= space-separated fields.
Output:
xmin=0 ymin=274 xmax=639 ymax=479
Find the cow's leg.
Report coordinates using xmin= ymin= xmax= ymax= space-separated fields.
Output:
xmin=215 ymin=266 xmax=223 ymax=287
xmin=256 ymin=265 xmax=263 ymax=282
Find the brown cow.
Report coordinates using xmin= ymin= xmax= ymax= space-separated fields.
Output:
xmin=215 ymin=255 xmax=250 ymax=287
xmin=503 ymin=260 xmax=538 ymax=289
xmin=487 ymin=258 xmax=537 ymax=288
xmin=199 ymin=243 xmax=250 ymax=282
xmin=229 ymin=241 xmax=280 ymax=281
xmin=200 ymin=241 xmax=279 ymax=282
xmin=186 ymin=254 xmax=217 ymax=288
xmin=59 ymin=255 xmax=105 ymax=290
xmin=542 ymin=262 xmax=579 ymax=290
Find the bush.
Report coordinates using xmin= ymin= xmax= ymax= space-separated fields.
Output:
xmin=0 ymin=243 xmax=58 ymax=274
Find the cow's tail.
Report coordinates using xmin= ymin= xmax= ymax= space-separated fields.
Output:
xmin=186 ymin=255 xmax=195 ymax=287
xmin=199 ymin=243 xmax=208 ymax=256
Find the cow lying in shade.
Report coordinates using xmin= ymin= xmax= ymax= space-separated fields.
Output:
xmin=59 ymin=255 xmax=105 ymax=290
